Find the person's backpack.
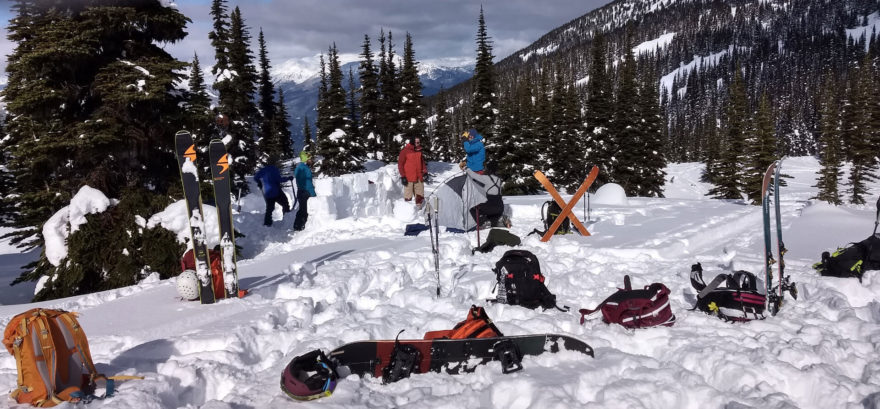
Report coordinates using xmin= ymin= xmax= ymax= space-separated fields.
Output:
xmin=181 ymin=248 xmax=227 ymax=299
xmin=2 ymin=309 xmax=141 ymax=407
xmin=489 ymin=250 xmax=569 ymax=311
xmin=579 ymin=275 xmax=676 ymax=328
xmin=813 ymin=235 xmax=880 ymax=282
xmin=542 ymin=200 xmax=571 ymax=235
xmin=689 ymin=263 xmax=766 ymax=322
xmin=423 ymin=305 xmax=504 ymax=339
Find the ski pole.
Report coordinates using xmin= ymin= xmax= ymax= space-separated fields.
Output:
xmin=475 ymin=207 xmax=481 ymax=248
xmin=874 ymin=196 xmax=880 ymax=236
xmin=236 ymin=187 xmax=242 ymax=212
xmin=290 ymin=179 xmax=299 ymax=211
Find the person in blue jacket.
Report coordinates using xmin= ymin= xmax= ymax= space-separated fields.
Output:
xmin=254 ymin=160 xmax=293 ymax=227
xmin=293 ymin=151 xmax=317 ymax=231
xmin=461 ymin=128 xmax=486 ymax=173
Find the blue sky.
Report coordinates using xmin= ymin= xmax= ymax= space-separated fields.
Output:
xmin=1 ymin=0 xmax=612 ymax=80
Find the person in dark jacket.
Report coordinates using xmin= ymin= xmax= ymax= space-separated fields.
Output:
xmin=461 ymin=128 xmax=486 ymax=173
xmin=398 ymin=138 xmax=428 ymax=206
xmin=293 ymin=151 xmax=317 ymax=231
xmin=254 ymin=161 xmax=292 ymax=227
xmin=461 ymin=161 xmax=504 ymax=227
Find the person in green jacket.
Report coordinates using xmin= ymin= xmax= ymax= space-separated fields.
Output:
xmin=293 ymin=151 xmax=317 ymax=231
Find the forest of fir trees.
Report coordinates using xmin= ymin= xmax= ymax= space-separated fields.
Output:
xmin=0 ymin=0 xmax=294 ymax=301
xmin=311 ymin=10 xmax=671 ymax=200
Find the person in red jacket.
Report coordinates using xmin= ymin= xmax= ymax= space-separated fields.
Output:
xmin=398 ymin=138 xmax=428 ymax=206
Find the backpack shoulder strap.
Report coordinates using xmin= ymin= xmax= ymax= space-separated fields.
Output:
xmin=31 ymin=311 xmax=60 ymax=406
xmin=696 ymin=274 xmax=728 ymax=299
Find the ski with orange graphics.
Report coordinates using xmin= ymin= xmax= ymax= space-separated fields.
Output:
xmin=175 ymin=131 xmax=215 ymax=304
xmin=208 ymin=139 xmax=243 ymax=298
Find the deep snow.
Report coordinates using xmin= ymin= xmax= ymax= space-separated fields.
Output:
xmin=0 ymin=156 xmax=879 ymax=409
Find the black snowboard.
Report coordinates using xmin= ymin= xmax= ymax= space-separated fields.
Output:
xmin=328 ymin=334 xmax=593 ymax=382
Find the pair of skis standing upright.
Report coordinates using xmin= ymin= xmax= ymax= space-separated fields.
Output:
xmin=174 ymin=131 xmax=240 ymax=304
xmin=761 ymin=159 xmax=798 ymax=315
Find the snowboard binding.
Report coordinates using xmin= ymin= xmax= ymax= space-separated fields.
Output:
xmin=493 ymin=339 xmax=523 ymax=374
xmin=382 ymin=330 xmax=421 ymax=384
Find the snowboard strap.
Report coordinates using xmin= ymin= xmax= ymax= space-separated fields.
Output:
xmin=382 ymin=330 xmax=421 ymax=384
xmin=493 ymin=339 xmax=523 ymax=374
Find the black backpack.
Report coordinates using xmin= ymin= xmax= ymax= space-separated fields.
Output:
xmin=542 ymin=200 xmax=571 ymax=235
xmin=813 ymin=235 xmax=880 ymax=282
xmin=490 ymin=250 xmax=568 ymax=311
xmin=690 ymin=263 xmax=766 ymax=322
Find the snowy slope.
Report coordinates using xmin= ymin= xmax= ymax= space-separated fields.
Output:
xmin=1 ymin=157 xmax=879 ymax=408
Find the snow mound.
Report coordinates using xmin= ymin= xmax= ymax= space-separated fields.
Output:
xmin=593 ymin=183 xmax=629 ymax=205
xmin=43 ymin=185 xmax=117 ymax=266
xmin=393 ymin=199 xmax=420 ymax=221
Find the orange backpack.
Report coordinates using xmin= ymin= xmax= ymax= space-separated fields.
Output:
xmin=423 ymin=305 xmax=504 ymax=340
xmin=2 ymin=308 xmax=141 ymax=407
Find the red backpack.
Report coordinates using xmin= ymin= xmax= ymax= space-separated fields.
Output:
xmin=579 ymin=275 xmax=675 ymax=328
xmin=180 ymin=249 xmax=227 ymax=299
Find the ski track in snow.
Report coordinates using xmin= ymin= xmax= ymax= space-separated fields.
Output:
xmin=0 ymin=157 xmax=879 ymax=408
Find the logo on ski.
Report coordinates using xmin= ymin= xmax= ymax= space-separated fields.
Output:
xmin=184 ymin=144 xmax=197 ymax=162
xmin=215 ymin=153 xmax=229 ymax=177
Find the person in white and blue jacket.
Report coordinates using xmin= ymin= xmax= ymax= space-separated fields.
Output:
xmin=293 ymin=151 xmax=317 ymax=231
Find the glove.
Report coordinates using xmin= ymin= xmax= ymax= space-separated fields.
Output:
xmin=401 ymin=177 xmax=408 ymax=185
xmin=459 ymin=161 xmax=466 ymax=170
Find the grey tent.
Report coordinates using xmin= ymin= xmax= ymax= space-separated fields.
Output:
xmin=426 ymin=173 xmax=487 ymax=231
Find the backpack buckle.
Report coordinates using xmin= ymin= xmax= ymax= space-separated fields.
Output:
xmin=493 ymin=339 xmax=522 ymax=374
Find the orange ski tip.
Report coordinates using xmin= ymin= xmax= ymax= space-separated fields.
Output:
xmin=217 ymin=153 xmax=230 ymax=174
xmin=184 ymin=144 xmax=197 ymax=162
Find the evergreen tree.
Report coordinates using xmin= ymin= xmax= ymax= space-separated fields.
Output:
xmin=612 ymin=30 xmax=641 ymax=195
xmin=379 ymin=31 xmax=402 ymax=160
xmin=708 ymin=66 xmax=748 ymax=200
xmin=744 ymin=93 xmax=777 ymax=204
xmin=302 ymin=116 xmax=315 ymax=154
xmin=814 ymin=76 xmax=843 ymax=205
xmin=273 ymin=89 xmax=294 ymax=161
xmin=1 ymin=0 xmax=188 ymax=300
xmin=358 ymin=34 xmax=381 ymax=160
xmin=317 ymin=44 xmax=360 ymax=176
xmin=398 ymin=33 xmax=427 ymax=148
xmin=637 ymin=67 xmax=667 ymax=198
xmin=585 ymin=31 xmax=614 ymax=185
xmin=215 ymin=6 xmax=258 ymax=192
xmin=257 ymin=29 xmax=281 ymax=165
xmin=431 ymin=88 xmax=454 ymax=162
xmin=185 ymin=53 xmax=214 ymax=145
xmin=347 ymin=66 xmax=365 ymax=161
xmin=208 ymin=0 xmax=230 ymax=76
xmin=702 ymin=107 xmax=722 ymax=184
xmin=844 ymin=58 xmax=878 ymax=204
xmin=495 ymin=74 xmax=541 ymax=195
xmin=470 ymin=6 xmax=497 ymax=139
xmin=551 ymin=65 xmax=585 ymax=192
